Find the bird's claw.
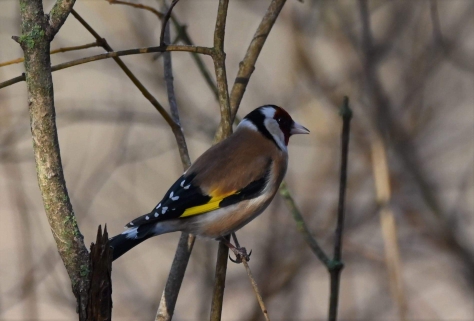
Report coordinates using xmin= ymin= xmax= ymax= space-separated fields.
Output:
xmin=229 ymin=247 xmax=251 ymax=264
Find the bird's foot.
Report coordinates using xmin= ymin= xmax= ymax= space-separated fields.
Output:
xmin=229 ymin=247 xmax=252 ymax=264
xmin=218 ymin=236 xmax=252 ymax=264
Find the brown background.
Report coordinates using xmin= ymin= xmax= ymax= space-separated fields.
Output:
xmin=0 ymin=0 xmax=473 ymax=320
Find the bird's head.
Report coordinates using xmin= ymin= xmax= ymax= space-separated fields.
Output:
xmin=238 ymin=105 xmax=310 ymax=151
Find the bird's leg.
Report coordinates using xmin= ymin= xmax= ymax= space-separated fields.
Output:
xmin=218 ymin=233 xmax=252 ymax=264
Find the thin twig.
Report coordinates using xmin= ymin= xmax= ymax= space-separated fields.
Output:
xmin=70 ymin=10 xmax=179 ymax=137
xmin=231 ymin=233 xmax=270 ymax=321
xmin=229 ymin=0 xmax=287 ymax=120
xmin=107 ymin=0 xmax=164 ymax=18
xmin=108 ymin=0 xmax=219 ymax=100
xmin=209 ymin=1 xmax=232 ymax=320
xmin=0 ymin=43 xmax=214 ymax=90
xmin=212 ymin=0 xmax=232 ymax=142
xmin=155 ymin=4 xmax=194 ymax=320
xmin=328 ymin=96 xmax=352 ymax=321
xmin=210 ymin=235 xmax=230 ymax=321
xmin=0 ymin=41 xmax=100 ymax=68
xmin=47 ymin=0 xmax=77 ymax=39
xmin=170 ymin=16 xmax=219 ymax=100
xmin=279 ymin=181 xmax=331 ymax=266
xmin=371 ymin=137 xmax=407 ymax=321
xmin=214 ymin=0 xmax=287 ymax=140
xmin=160 ymin=0 xmax=180 ymax=46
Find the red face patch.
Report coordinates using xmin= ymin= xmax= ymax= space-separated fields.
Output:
xmin=273 ymin=107 xmax=294 ymax=145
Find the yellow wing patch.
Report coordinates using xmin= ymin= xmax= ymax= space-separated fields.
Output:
xmin=180 ymin=189 xmax=238 ymax=218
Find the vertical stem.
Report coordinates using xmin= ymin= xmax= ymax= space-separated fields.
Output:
xmin=209 ymin=0 xmax=232 ymax=319
xmin=212 ymin=0 xmax=232 ymax=141
xmin=229 ymin=0 xmax=287 ymax=120
xmin=156 ymin=233 xmax=195 ymax=321
xmin=328 ymin=97 xmax=352 ymax=321
xmin=156 ymin=4 xmax=194 ymax=319
xmin=18 ymin=1 xmax=90 ymax=320
xmin=210 ymin=235 xmax=230 ymax=321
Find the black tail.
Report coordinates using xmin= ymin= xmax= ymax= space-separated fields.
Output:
xmin=109 ymin=233 xmax=153 ymax=261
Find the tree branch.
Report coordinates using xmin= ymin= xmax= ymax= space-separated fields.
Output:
xmin=212 ymin=0 xmax=232 ymax=141
xmin=155 ymin=5 xmax=195 ymax=320
xmin=279 ymin=181 xmax=331 ymax=266
xmin=328 ymin=96 xmax=352 ymax=321
xmin=0 ymin=41 xmax=100 ymax=67
xmin=209 ymin=1 xmax=232 ymax=320
xmin=231 ymin=233 xmax=270 ymax=321
xmin=47 ymin=0 xmax=76 ymax=39
xmin=229 ymin=0 xmax=287 ymax=120
xmin=87 ymin=225 xmax=113 ymax=321
xmin=0 ymin=43 xmax=213 ymax=90
xmin=159 ymin=0 xmax=180 ymax=46
xmin=18 ymin=0 xmax=89 ymax=319
xmin=70 ymin=10 xmax=178 ymax=135
xmin=107 ymin=0 xmax=164 ymax=18
xmin=210 ymin=235 xmax=230 ymax=321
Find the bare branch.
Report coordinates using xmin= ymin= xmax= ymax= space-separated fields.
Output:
xmin=0 ymin=41 xmax=100 ymax=68
xmin=155 ymin=8 xmax=194 ymax=320
xmin=229 ymin=0 xmax=287 ymax=119
xmin=70 ymin=10 xmax=178 ymax=138
xmin=18 ymin=0 xmax=89 ymax=319
xmin=370 ymin=137 xmax=407 ymax=321
xmin=107 ymin=0 xmax=164 ymax=19
xmin=279 ymin=181 xmax=331 ymax=266
xmin=232 ymin=233 xmax=270 ymax=321
xmin=212 ymin=0 xmax=232 ymax=141
xmin=0 ymin=43 xmax=214 ymax=90
xmin=209 ymin=1 xmax=232 ymax=320
xmin=87 ymin=225 xmax=113 ymax=321
xmin=156 ymin=233 xmax=195 ymax=321
xmin=210 ymin=236 xmax=230 ymax=321
xmin=328 ymin=97 xmax=352 ymax=321
xmin=160 ymin=0 xmax=180 ymax=46
xmin=47 ymin=0 xmax=76 ymax=39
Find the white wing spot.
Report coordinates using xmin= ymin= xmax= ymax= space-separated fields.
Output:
xmin=171 ymin=195 xmax=179 ymax=201
xmin=122 ymin=227 xmax=138 ymax=239
xmin=172 ymin=208 xmax=176 ymax=211
xmin=169 ymin=191 xmax=174 ymax=198
xmin=162 ymin=207 xmax=168 ymax=214
xmin=180 ymin=180 xmax=185 ymax=187
xmin=154 ymin=212 xmax=159 ymax=217
xmin=156 ymin=203 xmax=161 ymax=209
xmin=129 ymin=222 xmax=134 ymax=226
xmin=145 ymin=215 xmax=150 ymax=220
xmin=184 ymin=184 xmax=191 ymax=189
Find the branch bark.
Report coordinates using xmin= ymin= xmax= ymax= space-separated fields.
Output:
xmin=328 ymin=97 xmax=352 ymax=321
xmin=229 ymin=0 xmax=287 ymax=120
xmin=155 ymin=7 xmax=195 ymax=320
xmin=0 ymin=41 xmax=100 ymax=67
xmin=209 ymin=1 xmax=232 ymax=320
xmin=0 ymin=44 xmax=214 ymax=90
xmin=17 ymin=0 xmax=89 ymax=319
xmin=87 ymin=225 xmax=113 ymax=321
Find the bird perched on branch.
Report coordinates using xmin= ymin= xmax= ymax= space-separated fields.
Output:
xmin=109 ymin=105 xmax=309 ymax=261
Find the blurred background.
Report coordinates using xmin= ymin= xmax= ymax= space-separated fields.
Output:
xmin=0 ymin=0 xmax=473 ymax=320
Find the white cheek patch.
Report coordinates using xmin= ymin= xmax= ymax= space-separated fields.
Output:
xmin=264 ymin=118 xmax=287 ymax=152
xmin=260 ymin=106 xmax=276 ymax=118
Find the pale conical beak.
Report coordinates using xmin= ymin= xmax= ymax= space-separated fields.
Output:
xmin=290 ymin=121 xmax=310 ymax=135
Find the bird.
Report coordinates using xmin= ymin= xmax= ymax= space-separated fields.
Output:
xmin=109 ymin=105 xmax=309 ymax=261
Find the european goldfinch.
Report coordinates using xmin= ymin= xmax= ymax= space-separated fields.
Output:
xmin=110 ymin=105 xmax=309 ymax=260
